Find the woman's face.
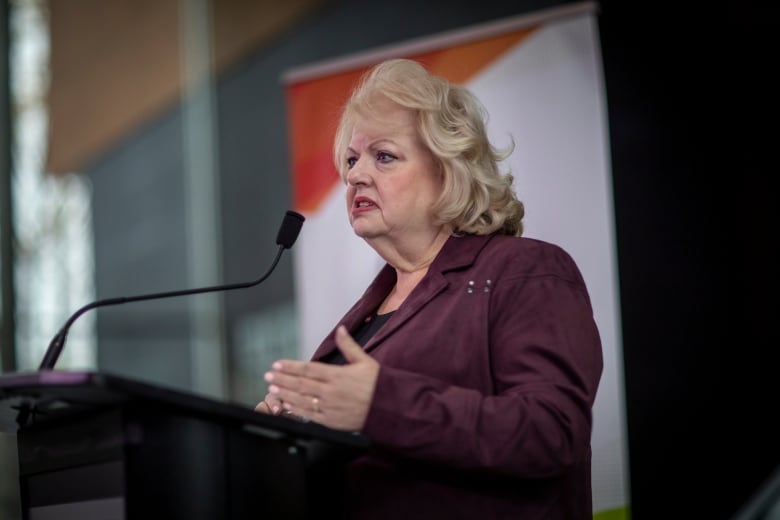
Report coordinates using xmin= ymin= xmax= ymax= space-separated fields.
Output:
xmin=344 ymin=101 xmax=443 ymax=244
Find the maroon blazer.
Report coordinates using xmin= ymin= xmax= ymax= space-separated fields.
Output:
xmin=312 ymin=233 xmax=603 ymax=519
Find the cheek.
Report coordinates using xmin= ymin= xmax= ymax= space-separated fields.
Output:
xmin=423 ymin=174 xmax=445 ymax=204
xmin=408 ymin=179 xmax=440 ymax=208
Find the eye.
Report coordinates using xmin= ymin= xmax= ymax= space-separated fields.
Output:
xmin=346 ymin=155 xmax=357 ymax=169
xmin=376 ymin=151 xmax=397 ymax=163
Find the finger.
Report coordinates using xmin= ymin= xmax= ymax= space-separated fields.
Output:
xmin=265 ymin=369 xmax=304 ymax=392
xmin=269 ymin=384 xmax=324 ymax=419
xmin=269 ymin=359 xmax=306 ymax=375
xmin=310 ymin=396 xmax=322 ymax=415
xmin=265 ymin=370 xmax=323 ymax=397
xmin=265 ymin=395 xmax=285 ymax=415
xmin=335 ymin=324 xmax=369 ymax=363
xmin=270 ymin=360 xmax=334 ymax=382
xmin=264 ymin=374 xmax=323 ymax=420
xmin=268 ymin=384 xmax=311 ymax=414
xmin=255 ymin=398 xmax=280 ymax=415
xmin=255 ymin=394 xmax=284 ymax=415
xmin=293 ymin=395 xmax=323 ymax=420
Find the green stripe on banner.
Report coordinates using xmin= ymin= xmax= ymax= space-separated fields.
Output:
xmin=594 ymin=506 xmax=631 ymax=520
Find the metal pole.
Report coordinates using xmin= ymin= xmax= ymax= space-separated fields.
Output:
xmin=180 ymin=0 xmax=227 ymax=397
xmin=0 ymin=0 xmax=17 ymax=373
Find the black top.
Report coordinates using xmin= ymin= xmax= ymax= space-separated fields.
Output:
xmin=321 ymin=311 xmax=395 ymax=365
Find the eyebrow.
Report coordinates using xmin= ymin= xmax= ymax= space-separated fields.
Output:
xmin=347 ymin=139 xmax=397 ymax=154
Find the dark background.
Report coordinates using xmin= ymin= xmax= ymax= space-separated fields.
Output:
xmin=599 ymin=2 xmax=776 ymax=517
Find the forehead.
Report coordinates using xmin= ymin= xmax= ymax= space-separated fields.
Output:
xmin=349 ymin=102 xmax=418 ymax=144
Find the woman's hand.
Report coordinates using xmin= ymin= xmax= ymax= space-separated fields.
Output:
xmin=261 ymin=325 xmax=380 ymax=431
xmin=253 ymin=392 xmax=284 ymax=415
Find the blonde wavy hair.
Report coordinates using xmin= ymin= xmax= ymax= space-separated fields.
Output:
xmin=333 ymin=58 xmax=524 ymax=236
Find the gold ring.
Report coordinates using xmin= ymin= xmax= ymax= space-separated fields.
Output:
xmin=312 ymin=397 xmax=320 ymax=414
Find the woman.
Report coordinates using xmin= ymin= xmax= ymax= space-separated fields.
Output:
xmin=256 ymin=58 xmax=603 ymax=519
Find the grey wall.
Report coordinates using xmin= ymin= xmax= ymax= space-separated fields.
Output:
xmin=89 ymin=108 xmax=192 ymax=387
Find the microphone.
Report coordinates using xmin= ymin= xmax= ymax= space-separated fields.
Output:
xmin=38 ymin=210 xmax=305 ymax=371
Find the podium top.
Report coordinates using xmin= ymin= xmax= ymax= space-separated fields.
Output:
xmin=0 ymin=370 xmax=370 ymax=450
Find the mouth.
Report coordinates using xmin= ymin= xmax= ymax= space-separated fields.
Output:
xmin=352 ymin=196 xmax=377 ymax=213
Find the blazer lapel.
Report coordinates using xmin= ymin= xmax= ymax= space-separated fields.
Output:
xmin=362 ymin=270 xmax=449 ymax=353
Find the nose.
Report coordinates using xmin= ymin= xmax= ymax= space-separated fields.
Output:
xmin=346 ymin=158 xmax=370 ymax=187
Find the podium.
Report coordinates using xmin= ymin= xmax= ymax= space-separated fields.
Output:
xmin=0 ymin=370 xmax=369 ymax=519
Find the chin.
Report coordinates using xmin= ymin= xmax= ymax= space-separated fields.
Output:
xmin=352 ymin=227 xmax=372 ymax=238
xmin=351 ymin=224 xmax=379 ymax=239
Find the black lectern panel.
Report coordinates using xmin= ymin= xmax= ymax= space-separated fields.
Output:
xmin=0 ymin=370 xmax=368 ymax=519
